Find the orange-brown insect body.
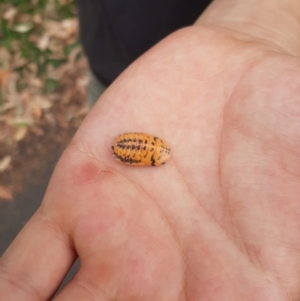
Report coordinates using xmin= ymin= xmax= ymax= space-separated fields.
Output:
xmin=112 ymin=133 xmax=171 ymax=166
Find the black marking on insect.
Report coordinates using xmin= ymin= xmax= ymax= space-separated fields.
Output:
xmin=112 ymin=133 xmax=171 ymax=166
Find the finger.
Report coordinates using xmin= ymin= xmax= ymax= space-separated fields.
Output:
xmin=0 ymin=208 xmax=75 ymax=301
xmin=53 ymin=277 xmax=108 ymax=301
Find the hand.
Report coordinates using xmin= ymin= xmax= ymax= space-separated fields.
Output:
xmin=1 ymin=1 xmax=300 ymax=300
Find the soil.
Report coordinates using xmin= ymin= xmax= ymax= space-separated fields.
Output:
xmin=0 ymin=88 xmax=85 ymax=292
xmin=0 ymin=3 xmax=86 ymax=291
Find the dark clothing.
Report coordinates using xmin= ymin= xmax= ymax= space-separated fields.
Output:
xmin=77 ymin=0 xmax=212 ymax=85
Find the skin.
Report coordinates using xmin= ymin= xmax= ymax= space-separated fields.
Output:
xmin=1 ymin=0 xmax=300 ymax=300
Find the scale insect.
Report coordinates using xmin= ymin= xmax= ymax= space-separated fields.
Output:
xmin=112 ymin=133 xmax=171 ymax=166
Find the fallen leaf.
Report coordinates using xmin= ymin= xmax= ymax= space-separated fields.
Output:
xmin=0 ymin=70 xmax=10 ymax=86
xmin=8 ymin=117 xmax=32 ymax=126
xmin=48 ymin=40 xmax=64 ymax=58
xmin=45 ymin=0 xmax=56 ymax=16
xmin=14 ymin=126 xmax=28 ymax=141
xmin=44 ymin=20 xmax=62 ymax=37
xmin=0 ymin=102 xmax=15 ymax=113
xmin=33 ymin=13 xmax=42 ymax=24
xmin=59 ymin=0 xmax=69 ymax=5
xmin=67 ymin=46 xmax=82 ymax=66
xmin=30 ymin=126 xmax=44 ymax=136
xmin=3 ymin=7 xmax=17 ymax=22
xmin=33 ymin=103 xmax=42 ymax=121
xmin=0 ymin=185 xmax=13 ymax=201
xmin=76 ymin=74 xmax=90 ymax=88
xmin=33 ymin=95 xmax=53 ymax=109
xmin=37 ymin=34 xmax=50 ymax=51
xmin=62 ymin=19 xmax=78 ymax=36
xmin=0 ymin=47 xmax=11 ymax=70
xmin=12 ymin=52 xmax=28 ymax=69
xmin=0 ymin=156 xmax=12 ymax=172
xmin=13 ymin=23 xmax=33 ymax=33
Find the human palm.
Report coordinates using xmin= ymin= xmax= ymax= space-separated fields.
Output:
xmin=1 ymin=25 xmax=300 ymax=301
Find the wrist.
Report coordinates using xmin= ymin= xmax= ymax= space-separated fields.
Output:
xmin=195 ymin=0 xmax=300 ymax=55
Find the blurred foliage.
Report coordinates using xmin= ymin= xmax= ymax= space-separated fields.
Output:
xmin=0 ymin=0 xmax=76 ymax=18
xmin=0 ymin=0 xmax=88 ymax=144
xmin=0 ymin=0 xmax=78 ymax=79
xmin=0 ymin=0 xmax=89 ymax=199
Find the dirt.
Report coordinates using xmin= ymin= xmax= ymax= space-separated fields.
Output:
xmin=0 ymin=55 xmax=89 ymax=201
xmin=0 ymin=57 xmax=89 ymax=257
xmin=0 ymin=2 xmax=85 ymax=288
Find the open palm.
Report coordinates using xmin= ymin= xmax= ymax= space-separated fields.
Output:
xmin=1 ymin=25 xmax=300 ymax=301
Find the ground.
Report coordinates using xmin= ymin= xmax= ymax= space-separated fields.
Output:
xmin=0 ymin=0 xmax=88 ymax=202
xmin=0 ymin=2 xmax=88 ymax=279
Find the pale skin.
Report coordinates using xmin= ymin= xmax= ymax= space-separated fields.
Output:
xmin=1 ymin=0 xmax=300 ymax=300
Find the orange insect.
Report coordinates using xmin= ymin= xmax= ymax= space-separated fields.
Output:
xmin=112 ymin=133 xmax=171 ymax=166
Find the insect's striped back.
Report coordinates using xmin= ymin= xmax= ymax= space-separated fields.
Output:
xmin=112 ymin=133 xmax=171 ymax=166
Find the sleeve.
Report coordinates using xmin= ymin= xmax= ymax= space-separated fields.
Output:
xmin=76 ymin=0 xmax=213 ymax=85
